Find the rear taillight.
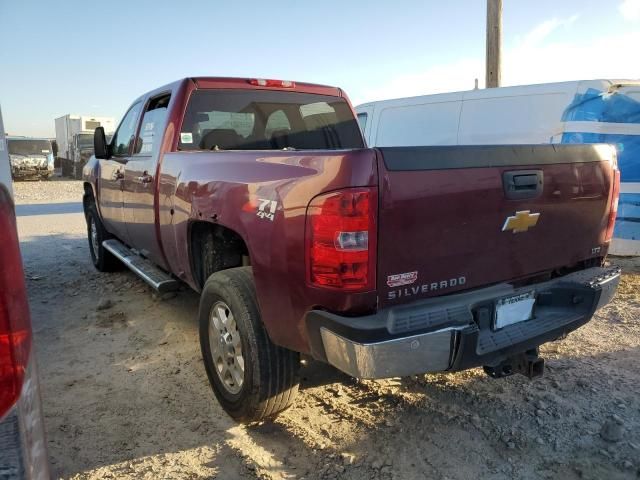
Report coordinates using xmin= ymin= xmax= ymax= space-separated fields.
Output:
xmin=306 ymin=188 xmax=377 ymax=291
xmin=605 ymin=167 xmax=621 ymax=242
xmin=0 ymin=186 xmax=31 ymax=419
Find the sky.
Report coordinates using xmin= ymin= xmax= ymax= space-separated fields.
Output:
xmin=0 ymin=0 xmax=639 ymax=137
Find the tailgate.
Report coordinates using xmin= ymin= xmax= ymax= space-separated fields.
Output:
xmin=377 ymin=144 xmax=616 ymax=308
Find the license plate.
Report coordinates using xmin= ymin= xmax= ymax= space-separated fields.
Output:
xmin=495 ymin=291 xmax=535 ymax=329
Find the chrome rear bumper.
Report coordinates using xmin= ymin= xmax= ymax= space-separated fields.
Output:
xmin=320 ymin=326 xmax=459 ymax=378
xmin=310 ymin=266 xmax=621 ymax=379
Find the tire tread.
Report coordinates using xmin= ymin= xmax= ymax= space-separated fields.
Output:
xmin=199 ymin=267 xmax=300 ymax=422
xmin=86 ymin=202 xmax=121 ymax=272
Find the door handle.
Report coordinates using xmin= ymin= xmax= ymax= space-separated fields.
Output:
xmin=137 ymin=173 xmax=153 ymax=184
xmin=112 ymin=170 xmax=124 ymax=181
xmin=513 ymin=174 xmax=539 ymax=189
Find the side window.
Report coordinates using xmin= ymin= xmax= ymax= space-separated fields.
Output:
xmin=134 ymin=94 xmax=171 ymax=156
xmin=265 ymin=110 xmax=291 ymax=138
xmin=111 ymin=102 xmax=143 ymax=157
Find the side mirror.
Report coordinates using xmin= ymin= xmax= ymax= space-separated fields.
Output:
xmin=94 ymin=126 xmax=110 ymax=159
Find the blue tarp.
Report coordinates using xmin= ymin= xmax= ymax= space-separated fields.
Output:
xmin=560 ymin=87 xmax=640 ymax=248
xmin=614 ymin=193 xmax=640 ymax=241
xmin=562 ymin=88 xmax=640 ymax=124
xmin=561 ymin=132 xmax=640 ymax=183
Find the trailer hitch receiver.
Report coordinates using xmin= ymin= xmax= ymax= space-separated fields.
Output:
xmin=483 ymin=349 xmax=544 ymax=379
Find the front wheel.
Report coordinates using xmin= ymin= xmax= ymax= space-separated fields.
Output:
xmin=199 ymin=267 xmax=300 ymax=422
xmin=85 ymin=202 xmax=121 ymax=272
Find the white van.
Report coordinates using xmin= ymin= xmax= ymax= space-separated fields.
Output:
xmin=356 ymin=79 xmax=640 ymax=255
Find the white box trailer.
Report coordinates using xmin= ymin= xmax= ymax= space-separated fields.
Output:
xmin=55 ymin=114 xmax=115 ymax=161
xmin=356 ymin=79 xmax=640 ymax=255
xmin=55 ymin=114 xmax=115 ymax=178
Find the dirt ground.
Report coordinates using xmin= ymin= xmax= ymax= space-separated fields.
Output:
xmin=13 ymin=179 xmax=640 ymax=480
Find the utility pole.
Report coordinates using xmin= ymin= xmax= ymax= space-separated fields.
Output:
xmin=485 ymin=0 xmax=502 ymax=88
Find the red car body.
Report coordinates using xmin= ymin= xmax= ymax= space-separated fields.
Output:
xmin=0 ymin=110 xmax=50 ymax=479
xmin=84 ymin=77 xmax=621 ymax=379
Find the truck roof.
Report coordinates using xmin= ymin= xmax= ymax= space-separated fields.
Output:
xmin=134 ymin=77 xmax=344 ymax=105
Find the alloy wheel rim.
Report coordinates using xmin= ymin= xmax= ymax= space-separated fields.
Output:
xmin=208 ymin=301 xmax=244 ymax=394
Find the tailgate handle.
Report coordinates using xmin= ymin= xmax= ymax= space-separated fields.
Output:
xmin=503 ymin=170 xmax=543 ymax=200
xmin=513 ymin=174 xmax=538 ymax=188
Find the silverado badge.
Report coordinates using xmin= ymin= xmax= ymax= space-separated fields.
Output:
xmin=502 ymin=210 xmax=540 ymax=233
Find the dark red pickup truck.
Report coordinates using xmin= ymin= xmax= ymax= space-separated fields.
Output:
xmin=83 ymin=77 xmax=621 ymax=422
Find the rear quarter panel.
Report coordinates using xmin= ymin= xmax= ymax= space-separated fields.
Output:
xmin=159 ymin=149 xmax=378 ymax=352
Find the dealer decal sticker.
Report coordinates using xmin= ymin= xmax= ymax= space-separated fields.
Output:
xmin=387 ymin=271 xmax=418 ymax=287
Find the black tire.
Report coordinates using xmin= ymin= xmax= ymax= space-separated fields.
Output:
xmin=85 ymin=201 xmax=122 ymax=272
xmin=199 ymin=267 xmax=300 ymax=422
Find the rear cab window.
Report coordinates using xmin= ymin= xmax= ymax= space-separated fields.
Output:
xmin=265 ymin=110 xmax=291 ymax=138
xmin=178 ymin=90 xmax=364 ymax=151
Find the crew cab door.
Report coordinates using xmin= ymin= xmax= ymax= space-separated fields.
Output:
xmin=122 ymin=93 xmax=171 ymax=269
xmin=98 ymin=102 xmax=142 ymax=245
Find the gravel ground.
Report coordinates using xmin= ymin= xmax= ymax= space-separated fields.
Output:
xmin=14 ymin=180 xmax=640 ymax=480
xmin=13 ymin=177 xmax=84 ymax=204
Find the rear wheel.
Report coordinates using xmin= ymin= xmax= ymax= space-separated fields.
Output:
xmin=199 ymin=267 xmax=300 ymax=422
xmin=85 ymin=202 xmax=121 ymax=272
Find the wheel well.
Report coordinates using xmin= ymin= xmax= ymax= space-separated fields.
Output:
xmin=190 ymin=222 xmax=250 ymax=289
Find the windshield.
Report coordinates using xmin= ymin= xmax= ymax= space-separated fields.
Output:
xmin=8 ymin=139 xmax=52 ymax=156
xmin=179 ymin=89 xmax=364 ymax=151
xmin=77 ymin=134 xmax=94 ymax=149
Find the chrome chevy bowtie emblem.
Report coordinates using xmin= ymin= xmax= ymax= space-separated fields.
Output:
xmin=502 ymin=210 xmax=540 ymax=233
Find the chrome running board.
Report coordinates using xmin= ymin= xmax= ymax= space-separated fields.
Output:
xmin=102 ymin=239 xmax=179 ymax=293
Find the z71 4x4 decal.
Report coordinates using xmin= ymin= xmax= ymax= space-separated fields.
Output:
xmin=256 ymin=198 xmax=278 ymax=222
